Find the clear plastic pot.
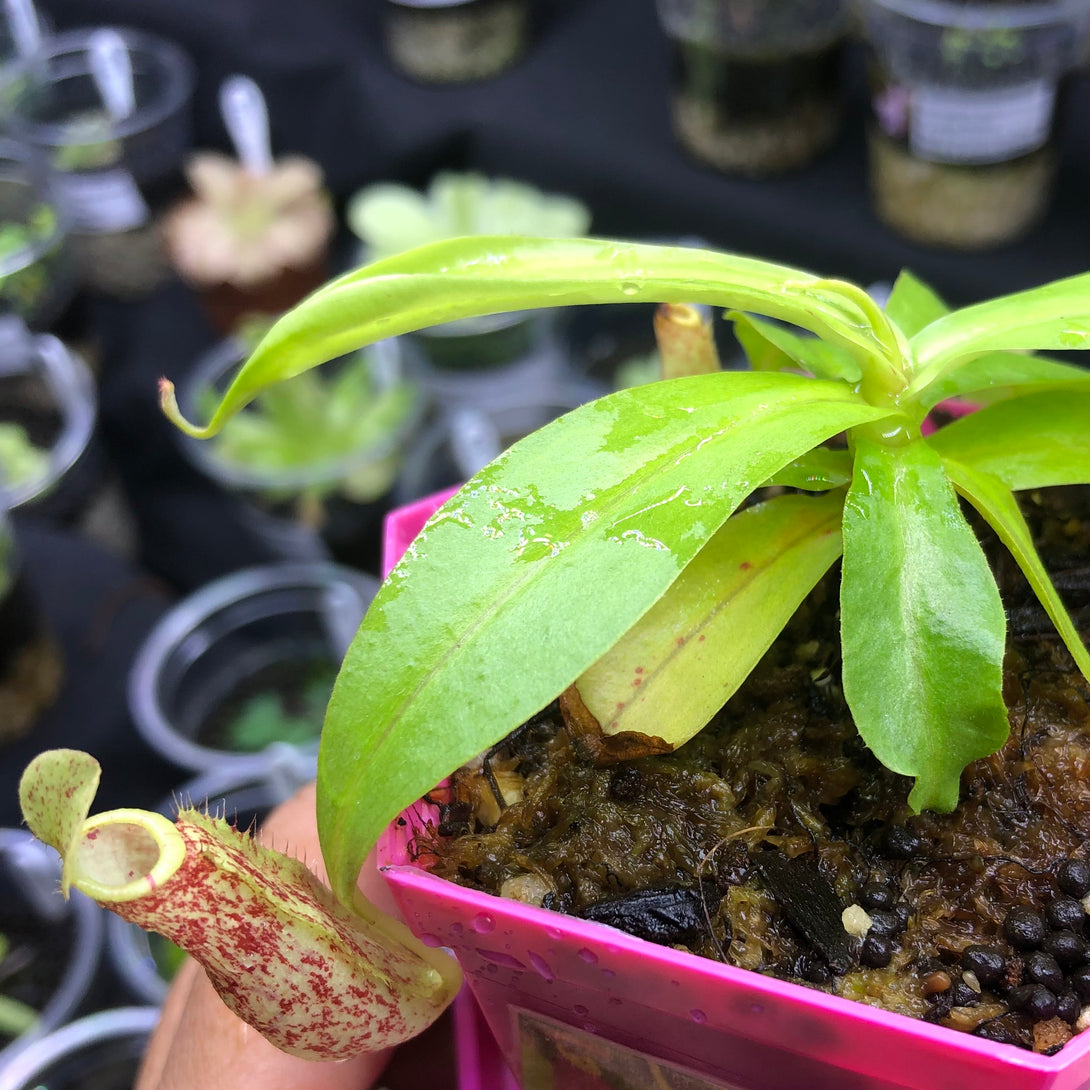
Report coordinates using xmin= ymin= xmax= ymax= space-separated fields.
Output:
xmin=0 ymin=322 xmax=97 ymax=522
xmin=0 ymin=25 xmax=194 ymax=296
xmin=107 ymin=757 xmax=315 ymax=1006
xmin=0 ymin=830 xmax=103 ymax=1069
xmin=0 ymin=140 xmax=74 ymax=329
xmin=654 ymin=0 xmax=852 ymax=175
xmin=0 ymin=1006 xmax=158 ymax=1090
xmin=861 ymin=0 xmax=1090 ymax=249
xmin=383 ymin=0 xmax=530 ymax=84
xmin=127 ymin=561 xmax=377 ymax=774
xmin=177 ymin=335 xmax=425 ymax=571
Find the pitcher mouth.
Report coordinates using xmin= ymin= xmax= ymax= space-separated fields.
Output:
xmin=68 ymin=809 xmax=185 ymax=903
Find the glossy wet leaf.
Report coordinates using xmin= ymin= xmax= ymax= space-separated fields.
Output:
xmin=163 ymin=237 xmax=893 ymax=437
xmin=926 ymin=390 xmax=1090 ymax=490
xmin=318 ymin=373 xmax=892 ymax=901
xmin=730 ymin=311 xmax=861 ymax=383
xmin=910 ymin=270 xmax=1090 ymax=398
xmin=942 ymin=459 xmax=1090 ymax=683
xmin=840 ymin=438 xmax=1009 ymax=813
xmin=575 ymin=491 xmax=844 ymax=747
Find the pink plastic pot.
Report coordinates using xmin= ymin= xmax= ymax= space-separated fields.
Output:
xmin=378 ymin=490 xmax=1090 ymax=1090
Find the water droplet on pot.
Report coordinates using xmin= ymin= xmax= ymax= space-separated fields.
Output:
xmin=578 ymin=947 xmax=598 ymax=964
xmin=573 ymin=1004 xmax=589 ymax=1017
xmin=478 ymin=949 xmax=525 ymax=969
xmin=473 ymin=914 xmax=496 ymax=933
xmin=690 ymin=1009 xmax=707 ymax=1024
xmin=419 ymin=933 xmax=442 ymax=947
xmin=450 ymin=922 xmax=463 ymax=936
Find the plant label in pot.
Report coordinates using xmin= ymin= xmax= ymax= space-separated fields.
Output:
xmin=862 ymin=0 xmax=1090 ymax=249
xmin=18 ymin=236 xmax=1090 ymax=1082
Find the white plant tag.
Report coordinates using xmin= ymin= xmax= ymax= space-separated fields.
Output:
xmin=219 ymin=74 xmax=273 ymax=175
xmin=56 ymin=169 xmax=148 ymax=232
xmin=87 ymin=28 xmax=136 ymax=122
xmin=909 ymin=80 xmax=1055 ymax=165
xmin=3 ymin=0 xmax=42 ymax=58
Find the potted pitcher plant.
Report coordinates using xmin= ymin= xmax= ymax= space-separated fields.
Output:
xmin=17 ymin=234 xmax=1090 ymax=1089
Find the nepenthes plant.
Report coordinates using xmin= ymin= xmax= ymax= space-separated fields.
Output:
xmin=19 ymin=236 xmax=1090 ymax=1057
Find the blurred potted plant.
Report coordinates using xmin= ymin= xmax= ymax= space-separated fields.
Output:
xmin=382 ymin=0 xmax=531 ymax=84
xmin=0 ymin=1006 xmax=159 ymax=1090
xmin=19 ymin=237 xmax=1090 ymax=1086
xmin=861 ymin=0 xmax=1090 ymax=249
xmin=654 ymin=0 xmax=853 ymax=175
xmin=347 ymin=171 xmax=590 ymax=407
xmin=0 ymin=141 xmax=74 ymax=330
xmin=162 ymin=76 xmax=335 ymax=335
xmin=178 ymin=320 xmax=423 ymax=569
xmin=0 ymin=830 xmax=103 ymax=1068
xmin=127 ymin=561 xmax=377 ymax=775
xmin=0 ymin=26 xmax=194 ymax=298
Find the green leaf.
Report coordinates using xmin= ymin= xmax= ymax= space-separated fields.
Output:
xmin=318 ymin=372 xmax=892 ymax=902
xmin=730 ymin=311 xmax=861 ymax=383
xmin=576 ymin=491 xmax=844 ymax=747
xmin=942 ymin=458 xmax=1090 ymax=683
xmin=919 ymin=351 xmax=1090 ymax=409
xmin=909 ymin=271 xmax=1090 ymax=399
xmin=840 ymin=438 xmax=1010 ymax=812
xmin=161 ymin=237 xmax=895 ymax=438
xmin=764 ymin=448 xmax=852 ymax=491
xmin=926 ymin=390 xmax=1090 ymax=490
xmin=883 ymin=270 xmax=949 ymax=338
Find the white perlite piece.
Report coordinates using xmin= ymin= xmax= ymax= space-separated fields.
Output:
xmin=963 ymin=971 xmax=982 ymax=994
xmin=1077 ymin=1008 xmax=1090 ymax=1033
xmin=842 ymin=904 xmax=873 ymax=939
xmin=1081 ymin=892 xmax=1090 ymax=915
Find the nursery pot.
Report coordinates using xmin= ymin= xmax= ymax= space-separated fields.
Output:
xmin=177 ymin=335 xmax=424 ymax=571
xmin=0 ymin=1006 xmax=158 ymax=1090
xmin=861 ymin=0 xmax=1090 ymax=250
xmin=654 ymin=0 xmax=852 ymax=175
xmin=128 ymin=561 xmax=377 ymax=774
xmin=376 ymin=491 xmax=1090 ymax=1090
xmin=107 ymin=758 xmax=315 ymax=1005
xmin=0 ymin=323 xmax=98 ymax=525
xmin=0 ymin=25 xmax=194 ymax=296
xmin=0 ymin=830 xmax=104 ymax=1068
xmin=0 ymin=140 xmax=75 ymax=330
xmin=382 ymin=0 xmax=530 ymax=84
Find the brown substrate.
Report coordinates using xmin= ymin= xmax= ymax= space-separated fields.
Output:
xmin=423 ymin=487 xmax=1090 ymax=1053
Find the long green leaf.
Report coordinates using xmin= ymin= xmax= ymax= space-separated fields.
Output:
xmin=926 ymin=390 xmax=1090 ymax=490
xmin=909 ymin=271 xmax=1090 ymax=399
xmin=165 ymin=237 xmax=894 ymax=437
xmin=730 ymin=311 xmax=861 ymax=383
xmin=576 ymin=491 xmax=845 ymax=746
xmin=318 ymin=373 xmax=892 ymax=901
xmin=840 ymin=438 xmax=1010 ymax=813
xmin=942 ymin=458 xmax=1090 ymax=682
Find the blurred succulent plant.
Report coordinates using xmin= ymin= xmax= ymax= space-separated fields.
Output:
xmin=346 ymin=171 xmax=591 ymax=262
xmin=163 ymin=152 xmax=334 ymax=290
